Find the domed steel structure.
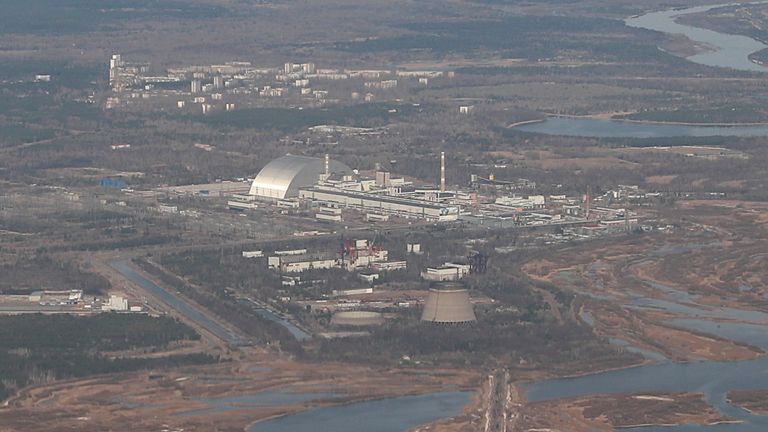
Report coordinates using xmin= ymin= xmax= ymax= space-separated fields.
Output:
xmin=249 ymin=155 xmax=351 ymax=200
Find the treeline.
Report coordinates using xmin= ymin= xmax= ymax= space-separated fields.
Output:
xmin=312 ymin=314 xmax=638 ymax=372
xmin=0 ymin=314 xmax=214 ymax=401
xmin=0 ymin=314 xmax=199 ymax=351
xmin=191 ymin=103 xmax=419 ymax=133
xmin=618 ymin=106 xmax=768 ymax=124
xmin=338 ymin=15 xmax=666 ymax=63
xmin=0 ymin=256 xmax=111 ymax=295
xmin=0 ymin=0 xmax=226 ymax=36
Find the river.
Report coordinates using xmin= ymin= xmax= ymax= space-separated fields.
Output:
xmin=513 ymin=2 xmax=768 ymax=138
xmin=625 ymin=2 xmax=768 ymax=73
xmin=524 ymin=242 xmax=768 ymax=431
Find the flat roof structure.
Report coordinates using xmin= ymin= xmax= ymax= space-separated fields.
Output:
xmin=299 ymin=186 xmax=459 ymax=221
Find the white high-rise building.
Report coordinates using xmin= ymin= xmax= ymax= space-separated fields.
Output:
xmin=109 ymin=54 xmax=123 ymax=91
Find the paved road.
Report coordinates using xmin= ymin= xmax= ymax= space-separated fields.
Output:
xmin=486 ymin=370 xmax=511 ymax=432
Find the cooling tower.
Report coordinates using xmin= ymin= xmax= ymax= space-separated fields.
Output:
xmin=331 ymin=311 xmax=385 ymax=326
xmin=421 ymin=288 xmax=476 ymax=324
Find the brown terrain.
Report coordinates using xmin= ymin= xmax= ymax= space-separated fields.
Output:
xmin=0 ymin=353 xmax=481 ymax=432
xmin=727 ymin=389 xmax=768 ymax=415
xmin=522 ymin=201 xmax=768 ymax=363
xmin=5 ymin=201 xmax=768 ymax=432
xmin=517 ymin=392 xmax=734 ymax=431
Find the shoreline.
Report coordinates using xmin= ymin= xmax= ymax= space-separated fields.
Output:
xmin=244 ymin=388 xmax=478 ymax=431
xmin=539 ymin=113 xmax=768 ymax=127
xmin=506 ymin=118 xmax=545 ymax=128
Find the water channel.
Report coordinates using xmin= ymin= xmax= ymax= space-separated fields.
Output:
xmin=110 ymin=259 xmax=247 ymax=346
xmin=625 ymin=2 xmax=768 ymax=73
xmin=175 ymin=390 xmax=342 ymax=417
xmin=247 ymin=392 xmax=472 ymax=432
xmin=527 ymin=240 xmax=768 ymax=431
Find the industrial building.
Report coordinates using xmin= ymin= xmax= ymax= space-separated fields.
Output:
xmin=268 ymin=254 xmax=338 ymax=273
xmin=238 ymin=154 xmax=633 ymax=228
xmin=299 ymin=186 xmax=459 ymax=221
xmin=341 ymin=239 xmax=389 ymax=270
xmin=421 ymin=287 xmax=476 ymax=324
xmin=264 ymin=239 xmax=404 ymax=274
xmin=29 ymin=290 xmax=83 ymax=305
xmin=421 ymin=262 xmax=471 ymax=281
xmin=102 ymin=294 xmax=129 ymax=312
xmin=249 ymin=155 xmax=351 ymax=200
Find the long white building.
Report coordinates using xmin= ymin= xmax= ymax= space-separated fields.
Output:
xmin=299 ymin=186 xmax=459 ymax=221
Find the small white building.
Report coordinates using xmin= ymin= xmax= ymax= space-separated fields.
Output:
xmin=358 ymin=273 xmax=380 ymax=284
xmin=422 ymin=262 xmax=471 ymax=281
xmin=407 ymin=243 xmax=422 ymax=254
xmin=102 ymin=294 xmax=128 ymax=311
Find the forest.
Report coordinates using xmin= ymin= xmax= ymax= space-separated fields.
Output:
xmin=0 ymin=314 xmax=214 ymax=401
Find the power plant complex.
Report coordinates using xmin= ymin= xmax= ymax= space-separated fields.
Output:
xmin=245 ymin=153 xmax=461 ymax=222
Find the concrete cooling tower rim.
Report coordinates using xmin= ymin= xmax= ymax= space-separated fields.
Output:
xmin=331 ymin=311 xmax=385 ymax=326
xmin=421 ymin=288 xmax=476 ymax=324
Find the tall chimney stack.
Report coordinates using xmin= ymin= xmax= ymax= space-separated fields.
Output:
xmin=325 ymin=153 xmax=330 ymax=176
xmin=440 ymin=151 xmax=446 ymax=192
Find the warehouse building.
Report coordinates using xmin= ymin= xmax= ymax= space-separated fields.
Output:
xmin=268 ymin=254 xmax=338 ymax=273
xmin=422 ymin=262 xmax=471 ymax=281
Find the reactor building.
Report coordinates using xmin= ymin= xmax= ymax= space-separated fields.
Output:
xmin=421 ymin=286 xmax=476 ymax=324
xmin=249 ymin=154 xmax=351 ymax=200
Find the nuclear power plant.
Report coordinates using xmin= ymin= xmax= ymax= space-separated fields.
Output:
xmin=421 ymin=286 xmax=476 ymax=324
xmin=242 ymin=152 xmax=462 ymax=221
